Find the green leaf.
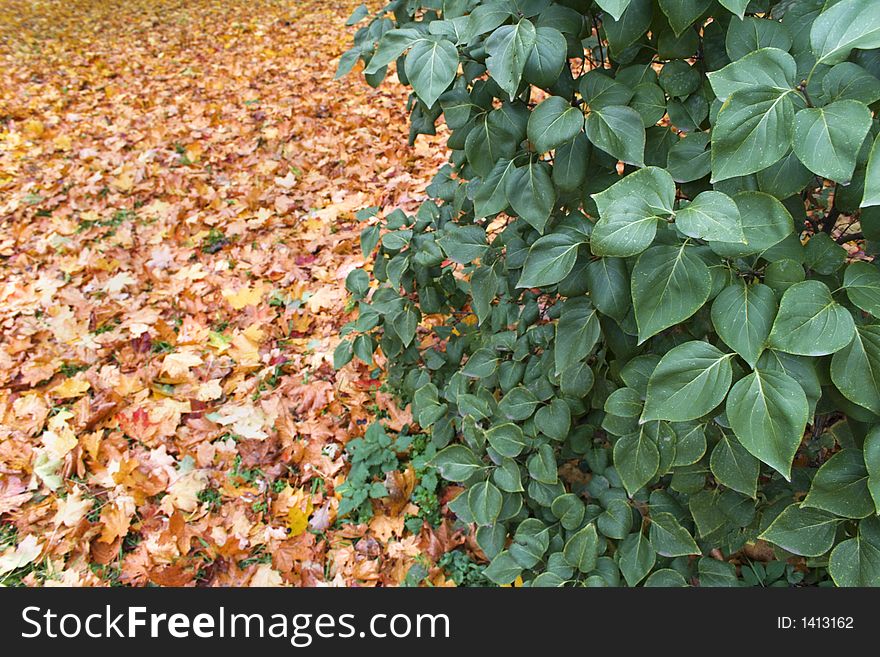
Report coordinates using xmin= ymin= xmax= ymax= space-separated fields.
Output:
xmin=804 ymin=449 xmax=874 ymax=519
xmin=554 ymin=297 xmax=600 ymax=375
xmin=649 ymin=511 xmax=700 ymax=557
xmin=438 ymin=224 xmax=487 ymax=264
xmin=768 ymin=280 xmax=856 ymax=357
xmin=822 ymin=62 xmax=880 ymax=105
xmin=844 ymin=261 xmax=880 ymax=317
xmin=597 ymin=499 xmax=633 ymax=539
xmin=585 ymin=105 xmax=646 ymax=166
xmin=583 ymin=260 xmax=627 ymax=324
xmin=631 ymin=243 xmax=712 ymax=343
xmin=725 ymin=368 xmax=808 ymax=480
xmin=710 ymin=435 xmax=760 ymax=498
xmin=552 ymin=493 xmax=586 ymax=530
xmin=710 ymin=88 xmax=798 ymax=183
xmin=617 ymin=530 xmax=656 ymax=586
xmin=613 ymin=426 xmax=661 ymax=496
xmin=831 ymin=325 xmax=880 ymax=415
xmin=474 ymin=158 xmax=516 ymax=218
xmin=527 ymin=95 xmax=584 ymax=153
xmin=486 ymin=423 xmax=527 ymax=458
xmin=759 ymin=505 xmax=838 ymax=557
xmin=405 ymin=38 xmax=459 ymax=108
xmin=829 ymin=517 xmax=880 ymax=587
xmin=365 ymin=29 xmax=422 ymax=74
xmin=604 ymin=387 xmax=643 ymax=418
xmin=674 ymin=191 xmax=745 ymax=243
xmin=468 ymin=480 xmax=503 ymax=525
xmin=524 ymin=27 xmax=567 ymax=88
xmin=429 ymin=445 xmax=485 ymax=482
xmin=603 ymin=0 xmax=652 ymax=53
xmin=483 ymin=550 xmax=523 ymax=585
xmin=642 ymin=341 xmax=733 ymax=422
xmin=580 ymin=70 xmax=634 ymax=110
xmin=792 ymin=100 xmax=872 ymax=184
xmin=644 ymin=569 xmax=688 ymax=587
xmin=667 ymin=131 xmax=711 ymax=183
xmin=563 ymin=523 xmax=599 ymax=573
xmin=708 ymin=191 xmax=794 ymax=258
xmin=517 ymin=232 xmax=584 ymax=288
xmin=865 ymin=428 xmax=880 ymax=515
xmin=707 ymin=48 xmax=797 ymax=102
xmin=595 ymin=0 xmax=633 ymax=22
xmin=485 ymin=19 xmax=537 ymax=100
xmin=552 ymin=133 xmax=590 ymax=191
xmin=592 ymin=166 xmax=676 ymax=218
xmin=718 ymin=0 xmax=750 ymax=20
xmin=527 ymin=443 xmax=558 ymax=484
xmin=811 ymin=0 xmax=880 ymax=65
xmin=499 ymin=386 xmax=540 ymax=421
xmin=863 ymin=131 xmax=880 ymax=208
xmin=536 ymin=399 xmax=571 ymax=441
xmin=711 ymin=281 xmax=777 ymax=367
xmin=658 ymin=0 xmax=711 ymax=36
xmin=505 ymin=161 xmax=556 ymax=233
xmin=590 ymin=197 xmax=661 ymax=257
xmin=725 ymin=16 xmax=792 ymax=61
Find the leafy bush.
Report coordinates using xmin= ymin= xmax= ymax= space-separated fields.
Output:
xmin=337 ymin=0 xmax=880 ymax=587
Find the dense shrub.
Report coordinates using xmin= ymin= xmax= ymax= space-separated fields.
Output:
xmin=337 ymin=0 xmax=880 ymax=586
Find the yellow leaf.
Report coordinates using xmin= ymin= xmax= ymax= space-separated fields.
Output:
xmin=51 ymin=376 xmax=91 ymax=399
xmin=287 ymin=497 xmax=314 ymax=536
xmin=223 ymin=282 xmax=269 ymax=310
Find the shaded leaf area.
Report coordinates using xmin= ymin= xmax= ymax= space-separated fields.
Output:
xmin=0 ymin=0 xmax=463 ymax=586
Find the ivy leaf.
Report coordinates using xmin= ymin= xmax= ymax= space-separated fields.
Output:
xmin=811 ymin=0 xmax=880 ymax=65
xmin=648 ymin=511 xmax=700 ymax=557
xmin=404 ymin=38 xmax=459 ymax=108
xmin=563 ymin=523 xmax=599 ymax=573
xmin=710 ymin=435 xmax=760 ymax=498
xmin=863 ymin=132 xmax=880 ymax=208
xmin=865 ymin=428 xmax=880 ymax=515
xmin=674 ymin=191 xmax=745 ymax=243
xmin=468 ymin=479 xmax=503 ymax=525
xmin=617 ymin=530 xmax=656 ymax=586
xmin=486 ymin=423 xmax=527 ymax=458
xmin=768 ymin=280 xmax=856 ymax=357
xmin=505 ymin=161 xmax=556 ymax=233
xmin=585 ymin=105 xmax=646 ymax=166
xmin=829 ymin=517 xmax=880 ymax=587
xmin=554 ymin=297 xmax=600 ymax=375
xmin=523 ymin=27 xmax=567 ymax=88
xmin=595 ymin=0 xmax=633 ymax=22
xmin=658 ymin=0 xmax=711 ymax=36
xmin=590 ymin=197 xmax=661 ymax=257
xmin=843 ymin=261 xmax=880 ymax=318
xmin=527 ymin=95 xmax=584 ymax=153
xmin=710 ymin=88 xmax=798 ymax=183
xmin=613 ymin=426 xmax=661 ymax=496
xmin=483 ymin=550 xmax=523 ymax=585
xmin=517 ymin=232 xmax=584 ymax=288
xmin=759 ymin=505 xmax=839 ymax=557
xmin=830 ymin=325 xmax=880 ymax=415
xmin=631 ymin=243 xmax=712 ymax=343
xmin=710 ymin=281 xmax=777 ymax=368
xmin=592 ymin=166 xmax=676 ymax=218
xmin=792 ymin=100 xmax=872 ymax=184
xmin=485 ymin=19 xmax=537 ymax=100
xmin=803 ymin=449 xmax=874 ymax=519
xmin=718 ymin=0 xmax=750 ymax=20
xmin=428 ymin=445 xmax=485 ymax=482
xmin=642 ymin=341 xmax=733 ymax=422
xmin=725 ymin=368 xmax=808 ymax=480
xmin=708 ymin=192 xmax=794 ymax=258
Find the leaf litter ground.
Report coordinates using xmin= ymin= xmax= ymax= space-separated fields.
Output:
xmin=0 ymin=0 xmax=465 ymax=586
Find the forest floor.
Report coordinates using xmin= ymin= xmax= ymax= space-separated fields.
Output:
xmin=0 ymin=0 xmax=461 ymax=586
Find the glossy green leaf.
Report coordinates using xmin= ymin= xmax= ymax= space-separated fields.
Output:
xmin=792 ymin=100 xmax=872 ymax=184
xmin=804 ymin=449 xmax=874 ymax=519
xmin=811 ymin=0 xmax=880 ymax=65
xmin=563 ymin=523 xmax=599 ymax=573
xmin=674 ymin=191 xmax=745 ymax=243
xmin=711 ymin=281 xmax=777 ymax=367
xmin=517 ymin=232 xmax=584 ymax=288
xmin=831 ymin=325 xmax=880 ymax=415
xmin=768 ymin=280 xmax=856 ymax=357
xmin=590 ymin=197 xmax=661 ymax=257
xmin=527 ymin=95 xmax=584 ymax=153
xmin=649 ymin=511 xmax=700 ymax=557
xmin=585 ymin=105 xmax=646 ymax=166
xmin=485 ymin=19 xmax=537 ymax=99
xmin=614 ymin=426 xmax=661 ymax=496
xmin=642 ymin=341 xmax=733 ymax=422
xmin=759 ymin=505 xmax=838 ymax=557
xmin=829 ymin=517 xmax=880 ymax=587
xmin=405 ymin=38 xmax=459 ymax=108
xmin=725 ymin=368 xmax=808 ymax=479
xmin=710 ymin=435 xmax=760 ymax=498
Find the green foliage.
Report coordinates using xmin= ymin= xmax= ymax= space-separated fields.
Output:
xmin=339 ymin=0 xmax=880 ymax=587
